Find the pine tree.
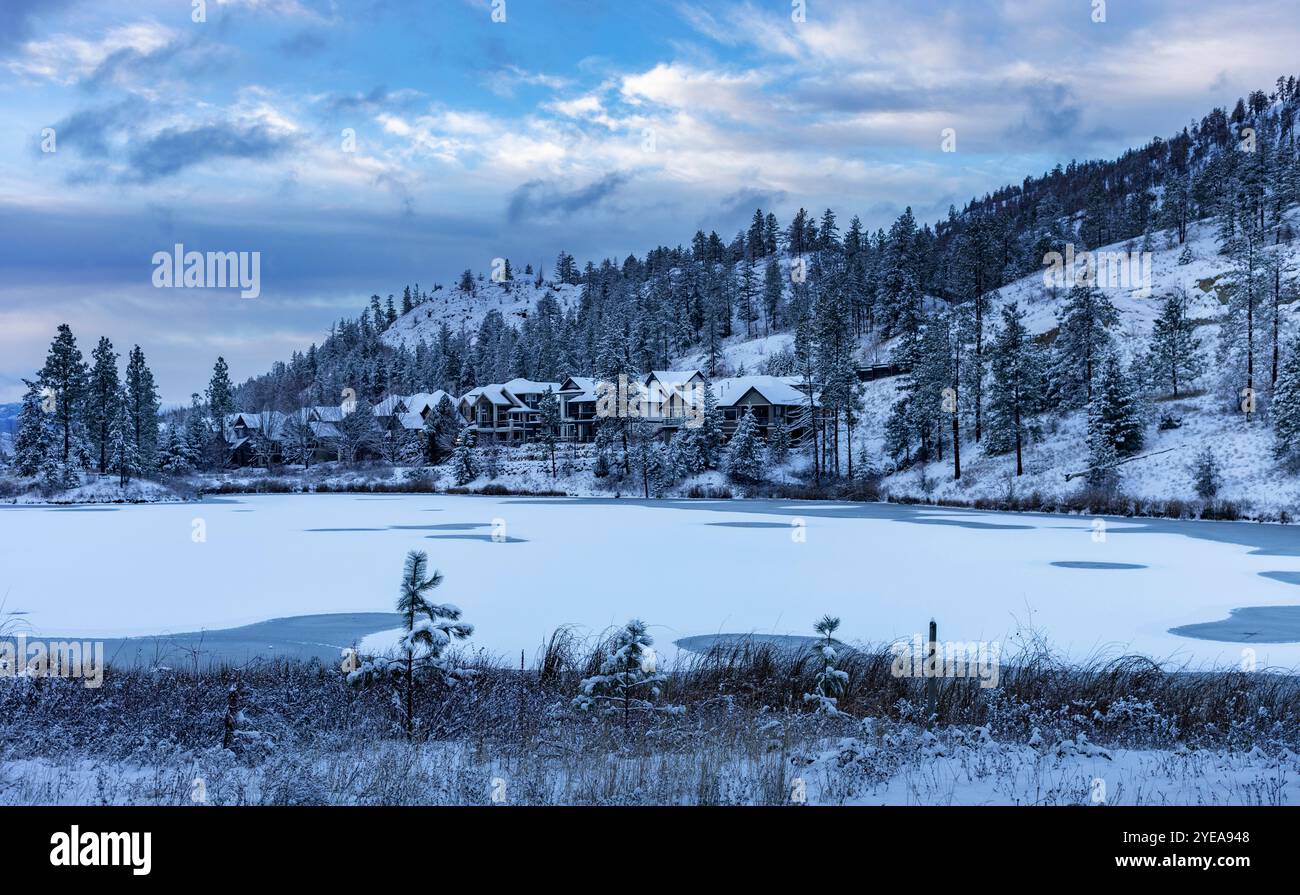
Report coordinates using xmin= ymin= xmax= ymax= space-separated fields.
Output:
xmin=87 ymin=337 xmax=120 ymax=473
xmin=987 ymin=303 xmax=1045 ymax=475
xmin=106 ymin=391 xmax=140 ymax=487
xmin=280 ymin=410 xmax=317 ymax=469
xmin=1053 ymin=283 xmax=1118 ymax=407
xmin=450 ymin=427 xmax=477 ymax=485
xmin=124 ymin=345 xmax=160 ymax=471
xmin=184 ymin=393 xmax=210 ymax=470
xmin=803 ymin=615 xmax=848 ymax=715
xmin=1191 ymin=447 xmax=1221 ymax=499
xmin=1090 ymin=352 xmax=1145 ymax=459
xmin=13 ymin=380 xmax=54 ymax=478
xmin=207 ymin=357 xmax=234 ymax=434
xmin=723 ymin=408 xmax=764 ymax=485
xmin=574 ymin=619 xmax=664 ymax=729
xmin=1272 ymin=335 xmax=1300 ymax=469
xmin=160 ymin=424 xmax=197 ymax=474
xmin=767 ymin=417 xmax=791 ymax=466
xmin=347 ymin=551 xmax=472 ymax=738
xmin=38 ymin=324 xmax=88 ymax=464
xmin=1146 ymin=290 xmax=1203 ymax=397
xmin=538 ymin=388 xmax=561 ymax=478
xmin=423 ymin=395 xmax=461 ymax=464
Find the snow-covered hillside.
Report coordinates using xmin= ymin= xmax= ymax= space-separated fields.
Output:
xmin=678 ymin=208 xmax=1300 ymax=517
xmin=381 ymin=280 xmax=583 ymax=349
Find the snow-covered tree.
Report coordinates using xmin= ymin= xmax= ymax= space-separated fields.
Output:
xmin=183 ymin=393 xmax=211 ymax=470
xmin=87 ymin=337 xmax=120 ymax=473
xmin=1052 ymin=283 xmax=1118 ymax=407
xmin=538 ymin=388 xmax=561 ymax=478
xmin=159 ymin=424 xmax=197 ymax=474
xmin=423 ymin=395 xmax=461 ymax=464
xmin=723 ymin=408 xmax=764 ymax=484
xmin=1089 ymin=352 xmax=1145 ymax=459
xmin=986 ymin=302 xmax=1045 ymax=475
xmin=766 ymin=417 xmax=790 ymax=467
xmin=124 ymin=346 xmax=160 ymax=471
xmin=1191 ymin=446 xmax=1222 ymax=499
xmin=803 ymin=615 xmax=848 ymax=715
xmin=1146 ymin=289 xmax=1203 ymax=398
xmin=1272 ymin=335 xmax=1300 ymax=469
xmin=574 ymin=618 xmax=664 ymax=729
xmin=348 ymin=551 xmax=473 ymax=737
xmin=450 ymin=426 xmax=477 ymax=485
xmin=206 ymin=357 xmax=234 ymax=430
xmin=38 ymin=324 xmax=88 ymax=465
xmin=13 ymin=380 xmax=54 ymax=478
xmin=106 ymin=391 xmax=140 ymax=487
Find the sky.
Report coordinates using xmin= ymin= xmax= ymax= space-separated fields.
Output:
xmin=1 ymin=0 xmax=1298 ymax=404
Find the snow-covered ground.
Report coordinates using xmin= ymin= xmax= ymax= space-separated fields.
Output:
xmin=3 ymin=494 xmax=1299 ymax=670
xmin=4 ymin=731 xmax=1295 ymax=805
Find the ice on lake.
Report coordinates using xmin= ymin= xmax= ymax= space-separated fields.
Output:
xmin=2 ymin=494 xmax=1299 ymax=670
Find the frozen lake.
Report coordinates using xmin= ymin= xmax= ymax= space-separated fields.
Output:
xmin=2 ymin=494 xmax=1299 ymax=670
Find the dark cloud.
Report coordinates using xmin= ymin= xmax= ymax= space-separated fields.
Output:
xmin=507 ymin=172 xmax=630 ymax=223
xmin=1013 ymin=81 xmax=1083 ymax=143
xmin=126 ymin=123 xmax=298 ymax=182
xmin=708 ymin=187 xmax=789 ymax=232
xmin=0 ymin=0 xmax=77 ymax=54
xmin=44 ymin=98 xmax=144 ymax=158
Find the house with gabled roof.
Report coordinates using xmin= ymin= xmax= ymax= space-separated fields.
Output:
xmin=712 ymin=375 xmax=818 ymax=441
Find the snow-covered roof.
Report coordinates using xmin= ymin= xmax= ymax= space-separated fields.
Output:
xmin=310 ymin=405 xmax=345 ymax=422
xmin=646 ymin=370 xmax=703 ymax=387
xmin=403 ymin=390 xmax=452 ymax=416
xmin=398 ymin=412 xmax=426 ymax=430
xmin=462 ymin=385 xmax=518 ymax=407
xmin=714 ymin=375 xmax=812 ymax=407
xmin=373 ymin=395 xmax=407 ymax=417
xmin=501 ymin=378 xmax=559 ymax=396
xmin=309 ymin=421 xmax=340 ymax=438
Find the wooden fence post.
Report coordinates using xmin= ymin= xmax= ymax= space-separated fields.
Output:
xmin=925 ymin=618 xmax=938 ymax=728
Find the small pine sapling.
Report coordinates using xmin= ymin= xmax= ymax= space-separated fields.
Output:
xmin=803 ymin=615 xmax=848 ymax=715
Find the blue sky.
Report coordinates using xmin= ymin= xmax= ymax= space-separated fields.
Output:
xmin=2 ymin=0 xmax=1298 ymax=403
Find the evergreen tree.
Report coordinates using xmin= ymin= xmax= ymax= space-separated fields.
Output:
xmin=803 ymin=615 xmax=847 ymax=715
xmin=207 ymin=357 xmax=235 ymax=433
xmin=723 ymin=408 xmax=764 ymax=485
xmin=38 ymin=324 xmax=88 ymax=464
xmin=1080 ymin=351 xmax=1146 ymax=494
xmin=450 ymin=427 xmax=477 ymax=485
xmin=87 ymin=337 xmax=120 ymax=473
xmin=767 ymin=417 xmax=791 ymax=466
xmin=987 ymin=303 xmax=1045 ymax=475
xmin=1052 ymin=283 xmax=1118 ymax=407
xmin=124 ymin=345 xmax=160 ymax=471
xmin=160 ymin=424 xmax=197 ymax=474
xmin=347 ymin=551 xmax=472 ymax=738
xmin=106 ymin=391 xmax=140 ymax=487
xmin=574 ymin=619 xmax=664 ymax=729
xmin=1272 ymin=335 xmax=1300 ymax=469
xmin=1146 ymin=290 xmax=1203 ymax=397
xmin=13 ymin=380 xmax=54 ymax=478
xmin=538 ymin=388 xmax=561 ymax=478
xmin=691 ymin=379 xmax=725 ymax=470
xmin=184 ymin=393 xmax=210 ymax=470
xmin=1191 ymin=447 xmax=1222 ymax=499
xmin=423 ymin=395 xmax=461 ymax=465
